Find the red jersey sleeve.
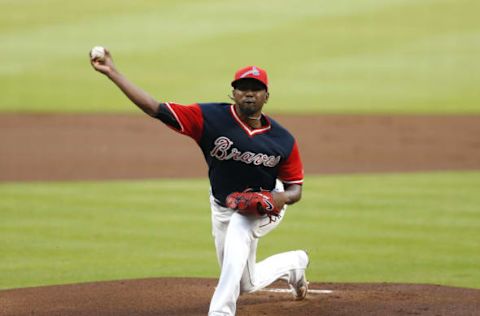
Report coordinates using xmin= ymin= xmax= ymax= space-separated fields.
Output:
xmin=163 ymin=102 xmax=204 ymax=143
xmin=278 ymin=141 xmax=304 ymax=185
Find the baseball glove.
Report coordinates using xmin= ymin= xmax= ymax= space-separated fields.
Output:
xmin=226 ymin=191 xmax=280 ymax=219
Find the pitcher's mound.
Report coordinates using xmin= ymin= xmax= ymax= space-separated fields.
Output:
xmin=1 ymin=278 xmax=479 ymax=315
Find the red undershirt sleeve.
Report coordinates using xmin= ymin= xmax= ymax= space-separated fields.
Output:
xmin=278 ymin=141 xmax=304 ymax=185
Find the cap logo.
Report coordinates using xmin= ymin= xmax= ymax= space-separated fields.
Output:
xmin=240 ymin=66 xmax=260 ymax=78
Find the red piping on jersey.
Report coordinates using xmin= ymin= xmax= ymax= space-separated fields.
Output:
xmin=229 ymin=104 xmax=271 ymax=137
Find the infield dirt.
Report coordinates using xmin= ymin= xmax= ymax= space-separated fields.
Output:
xmin=1 ymin=114 xmax=480 ymax=181
xmin=1 ymin=278 xmax=479 ymax=316
xmin=1 ymin=114 xmax=480 ymax=315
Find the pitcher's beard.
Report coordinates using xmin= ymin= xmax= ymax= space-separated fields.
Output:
xmin=238 ymin=103 xmax=259 ymax=117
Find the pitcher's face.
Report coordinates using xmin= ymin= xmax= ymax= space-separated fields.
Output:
xmin=232 ymin=79 xmax=269 ymax=116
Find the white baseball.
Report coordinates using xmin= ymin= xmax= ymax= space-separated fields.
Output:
xmin=90 ymin=46 xmax=106 ymax=61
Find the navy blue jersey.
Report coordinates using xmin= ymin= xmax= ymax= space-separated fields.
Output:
xmin=155 ymin=102 xmax=303 ymax=204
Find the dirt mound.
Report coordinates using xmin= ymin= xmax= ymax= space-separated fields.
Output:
xmin=1 ymin=278 xmax=479 ymax=316
xmin=1 ymin=114 xmax=480 ymax=181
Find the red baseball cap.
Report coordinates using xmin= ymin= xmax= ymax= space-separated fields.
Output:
xmin=231 ymin=65 xmax=268 ymax=90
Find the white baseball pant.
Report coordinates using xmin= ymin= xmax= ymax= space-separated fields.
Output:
xmin=208 ymin=181 xmax=309 ymax=316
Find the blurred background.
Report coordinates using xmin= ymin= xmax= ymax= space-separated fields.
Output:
xmin=1 ymin=0 xmax=479 ymax=114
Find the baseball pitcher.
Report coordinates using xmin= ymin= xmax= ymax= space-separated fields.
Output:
xmin=90 ymin=48 xmax=309 ymax=316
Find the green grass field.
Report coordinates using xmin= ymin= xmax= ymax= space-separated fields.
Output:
xmin=1 ymin=0 xmax=479 ymax=114
xmin=1 ymin=172 xmax=479 ymax=290
xmin=1 ymin=0 xmax=479 ymax=294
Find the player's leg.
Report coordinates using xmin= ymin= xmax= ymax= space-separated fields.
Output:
xmin=210 ymin=195 xmax=235 ymax=267
xmin=239 ymin=210 xmax=309 ymax=296
xmin=209 ymin=212 xmax=256 ymax=316
xmin=241 ymin=249 xmax=309 ymax=297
